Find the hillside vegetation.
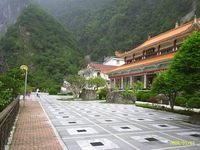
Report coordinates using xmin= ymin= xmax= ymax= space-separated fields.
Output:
xmin=35 ymin=0 xmax=200 ymax=61
xmin=0 ymin=4 xmax=82 ymax=89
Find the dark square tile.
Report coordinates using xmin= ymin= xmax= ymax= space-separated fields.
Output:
xmin=63 ymin=116 xmax=69 ymax=118
xmin=77 ymin=129 xmax=87 ymax=132
xmin=159 ymin=125 xmax=168 ymax=127
xmin=68 ymin=122 xmax=76 ymax=124
xmin=90 ymin=142 xmax=104 ymax=146
xmin=121 ymin=127 xmax=130 ymax=129
xmin=190 ymin=134 xmax=200 ymax=137
xmin=145 ymin=137 xmax=159 ymax=142
xmin=105 ymin=120 xmax=112 ymax=122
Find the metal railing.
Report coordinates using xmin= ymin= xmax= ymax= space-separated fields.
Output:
xmin=0 ymin=98 xmax=20 ymax=150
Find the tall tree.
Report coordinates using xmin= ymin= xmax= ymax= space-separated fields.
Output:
xmin=169 ymin=31 xmax=200 ymax=94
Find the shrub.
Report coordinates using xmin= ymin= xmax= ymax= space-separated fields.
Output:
xmin=97 ymin=89 xmax=108 ymax=100
xmin=49 ymin=85 xmax=60 ymax=95
xmin=122 ymin=90 xmax=136 ymax=102
xmin=0 ymin=89 xmax=13 ymax=111
xmin=136 ymin=91 xmax=157 ymax=101
xmin=175 ymin=96 xmax=187 ymax=107
xmin=187 ymin=97 xmax=200 ymax=108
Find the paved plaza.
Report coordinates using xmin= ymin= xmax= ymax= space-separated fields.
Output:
xmin=28 ymin=94 xmax=200 ymax=149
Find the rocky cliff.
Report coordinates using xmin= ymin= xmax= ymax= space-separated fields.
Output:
xmin=0 ymin=0 xmax=28 ymax=37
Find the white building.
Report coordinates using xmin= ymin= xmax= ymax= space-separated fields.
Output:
xmin=78 ymin=63 xmax=116 ymax=81
xmin=103 ymin=57 xmax=125 ymax=66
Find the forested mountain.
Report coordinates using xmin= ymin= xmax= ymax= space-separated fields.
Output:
xmin=35 ymin=0 xmax=200 ymax=61
xmin=0 ymin=4 xmax=82 ymax=89
xmin=0 ymin=0 xmax=200 ymax=89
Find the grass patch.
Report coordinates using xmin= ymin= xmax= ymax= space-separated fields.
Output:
xmin=135 ymin=103 xmax=200 ymax=116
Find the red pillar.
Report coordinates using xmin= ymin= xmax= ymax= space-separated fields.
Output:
xmin=157 ymin=45 xmax=161 ymax=55
xmin=173 ymin=40 xmax=177 ymax=51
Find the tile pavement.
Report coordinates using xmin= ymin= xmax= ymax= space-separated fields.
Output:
xmin=11 ymin=93 xmax=200 ymax=150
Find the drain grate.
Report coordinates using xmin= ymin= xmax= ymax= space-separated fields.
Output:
xmin=90 ymin=142 xmax=104 ymax=146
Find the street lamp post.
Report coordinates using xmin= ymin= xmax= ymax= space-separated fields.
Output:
xmin=20 ymin=65 xmax=28 ymax=103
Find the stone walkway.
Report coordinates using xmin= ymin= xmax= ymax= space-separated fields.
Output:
xmin=10 ymin=101 xmax=62 ymax=150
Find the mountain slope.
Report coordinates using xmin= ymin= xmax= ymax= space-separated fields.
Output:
xmin=0 ymin=4 xmax=82 ymax=89
xmin=35 ymin=0 xmax=200 ymax=61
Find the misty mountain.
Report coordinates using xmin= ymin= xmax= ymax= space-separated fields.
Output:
xmin=0 ymin=0 xmax=28 ymax=37
xmin=34 ymin=0 xmax=200 ymax=61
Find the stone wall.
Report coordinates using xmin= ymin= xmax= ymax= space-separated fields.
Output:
xmin=79 ymin=89 xmax=98 ymax=100
xmin=106 ymin=90 xmax=135 ymax=104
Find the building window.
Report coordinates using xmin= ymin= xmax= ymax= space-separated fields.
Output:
xmin=97 ymin=72 xmax=100 ymax=76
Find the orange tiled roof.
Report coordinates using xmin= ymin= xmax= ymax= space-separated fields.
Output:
xmin=106 ymin=53 xmax=175 ymax=74
xmin=117 ymin=18 xmax=200 ymax=57
xmin=89 ymin=63 xmax=117 ymax=73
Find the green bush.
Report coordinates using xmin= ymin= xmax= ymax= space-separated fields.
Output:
xmin=175 ymin=96 xmax=187 ymax=107
xmin=49 ymin=85 xmax=60 ymax=95
xmin=122 ymin=90 xmax=135 ymax=102
xmin=0 ymin=89 xmax=12 ymax=111
xmin=97 ymin=89 xmax=108 ymax=100
xmin=187 ymin=97 xmax=200 ymax=108
xmin=136 ymin=91 xmax=157 ymax=101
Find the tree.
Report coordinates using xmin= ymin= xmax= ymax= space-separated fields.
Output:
xmin=151 ymin=32 xmax=200 ymax=109
xmin=169 ymin=31 xmax=200 ymax=94
xmin=88 ymin=77 xmax=107 ymax=90
xmin=66 ymin=75 xmax=86 ymax=98
xmin=151 ymin=70 xmax=182 ymax=110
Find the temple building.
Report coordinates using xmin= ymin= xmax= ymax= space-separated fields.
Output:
xmin=106 ymin=17 xmax=200 ymax=89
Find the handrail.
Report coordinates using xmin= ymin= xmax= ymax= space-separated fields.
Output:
xmin=0 ymin=98 xmax=20 ymax=150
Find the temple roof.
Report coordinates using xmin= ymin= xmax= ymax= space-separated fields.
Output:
xmin=116 ymin=18 xmax=200 ymax=58
xmin=106 ymin=53 xmax=175 ymax=74
xmin=88 ymin=63 xmax=117 ymax=73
